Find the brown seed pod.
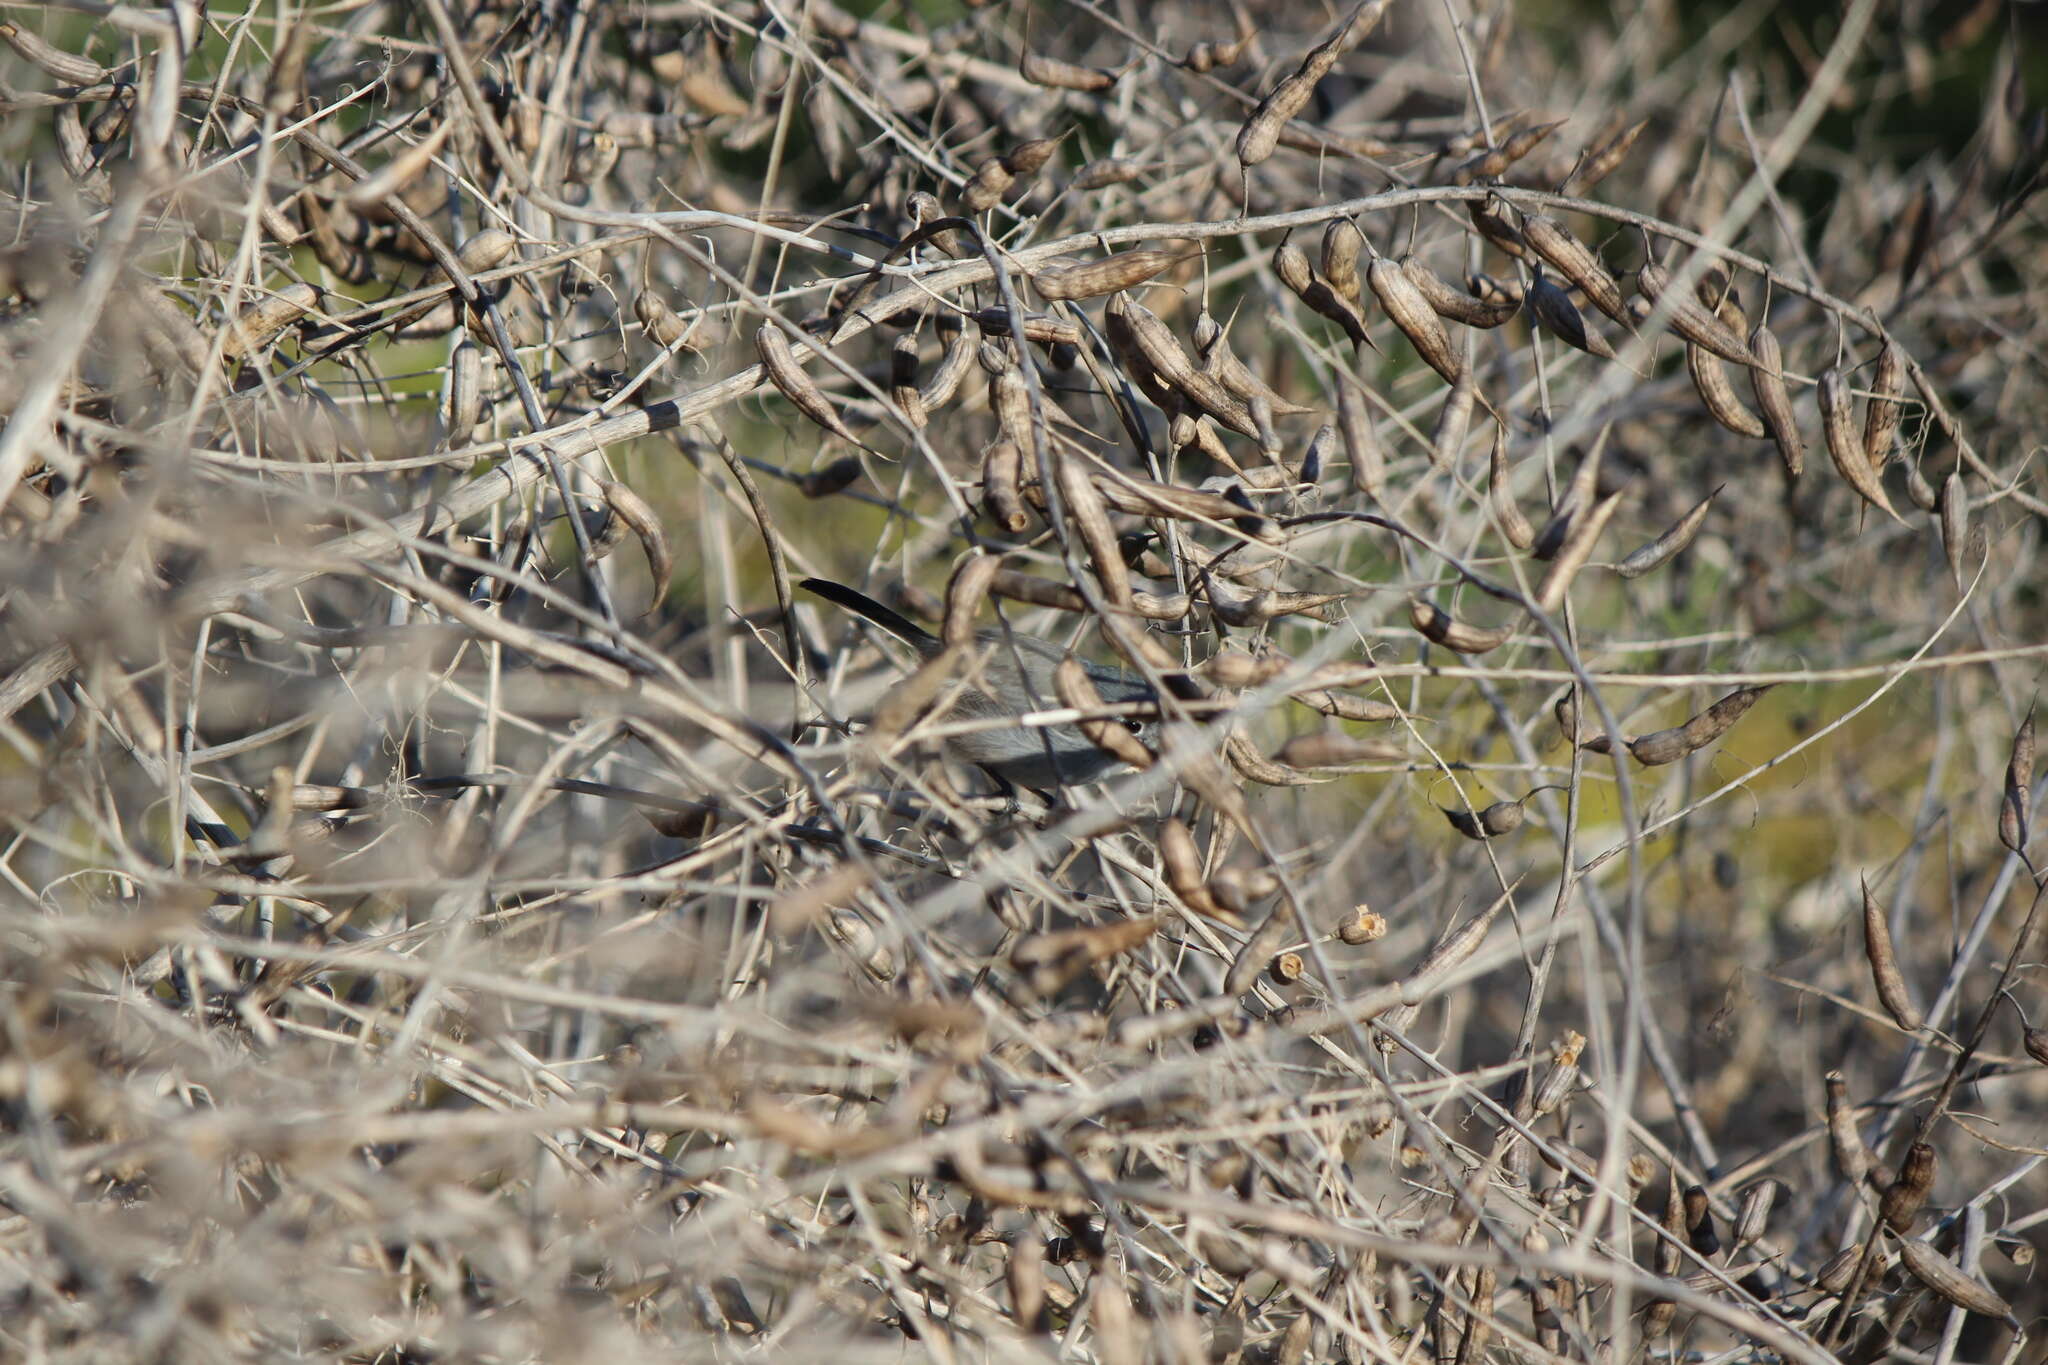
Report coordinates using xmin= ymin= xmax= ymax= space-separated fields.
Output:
xmin=1896 ymin=1237 xmax=2016 ymax=1322
xmin=567 ymin=131 xmax=618 ymax=186
xmin=1338 ymin=906 xmax=1388 ymax=945
xmin=1939 ymin=471 xmax=1968 ymax=588
xmin=1337 ymin=380 xmax=1384 ymax=500
xmin=1636 ymin=262 xmax=1751 ymax=365
xmin=1861 ymin=875 xmax=1922 ymax=1031
xmin=1526 ymin=269 xmax=1616 ymax=360
xmin=1032 ymin=248 xmax=1193 ymax=301
xmin=1554 ymin=692 xmax=1615 ymax=755
xmin=1626 ymin=726 xmax=1692 ymax=766
xmin=888 ymin=331 xmax=927 ymax=428
xmin=1682 ymin=684 xmax=1770 ymax=750
xmin=919 ymin=314 xmax=975 ymax=414
xmin=1410 ymin=598 xmax=1513 ymax=654
xmin=1488 ymin=428 xmax=1535 ymax=550
xmin=1824 ymin=1070 xmax=1876 ymax=1186
xmin=1534 ymin=489 xmax=1623 ymax=614
xmin=1452 ymin=119 xmax=1564 ymax=185
xmin=1521 ymin=214 xmax=1629 ymax=326
xmin=1001 ymin=135 xmax=1064 ymax=178
xmin=1074 ymin=156 xmax=1147 ymax=189
xmin=455 ymin=227 xmax=519 ymax=275
xmin=1275 ymin=241 xmax=1370 ymax=347
xmin=1160 ymin=818 xmax=1229 ymax=921
xmin=961 ymin=155 xmax=1016 ymax=212
xmin=444 ymin=339 xmax=485 ymax=441
xmin=1442 ymin=799 xmax=1525 ymax=839
xmin=1321 ymin=219 xmax=1366 ymax=302
xmin=1430 ymin=368 xmax=1476 ymax=469
xmin=1733 ymin=1181 xmax=1777 ymax=1250
xmin=1820 ymin=367 xmax=1903 ymax=522
xmin=1616 ymin=485 xmax=1720 ymax=579
xmin=1903 ymin=459 xmax=1939 ymax=511
xmin=1534 ymin=441 xmax=1606 ymax=561
xmin=1468 ymin=195 xmax=1526 ymax=257
xmin=1195 ymin=312 xmax=1315 ymax=415
xmin=756 ymin=322 xmax=860 ymax=445
xmin=1573 ymin=116 xmax=1650 ymax=191
xmin=1054 ymin=657 xmax=1154 ymax=773
xmin=1879 ymin=1141 xmax=1936 ymax=1233
xmin=1236 ymin=0 xmax=1388 ymax=169
xmin=1367 ymin=256 xmax=1461 ymax=384
xmin=1688 ymin=309 xmax=1767 ymax=438
xmin=969 ymin=307 xmax=1081 ymax=348
xmin=2001 ymin=702 xmax=2035 ymax=855
xmin=2026 ymin=1027 xmax=2048 ymax=1067
xmin=1748 ymin=323 xmax=1805 ymax=478
xmin=219 ymin=283 xmax=319 ymax=363
xmin=1402 ymin=259 xmax=1521 ymax=328
xmin=1269 ymin=952 xmax=1306 ymax=985
xmin=1864 ymin=342 xmax=1905 ymax=466
xmin=1020 ymin=48 xmax=1118 ymax=92
xmin=981 ymin=440 xmax=1030 ymax=534
xmin=1182 ymin=32 xmax=1251 ymax=72
xmin=1110 ymin=294 xmax=1259 ymax=439
xmin=600 ymin=480 xmax=673 ymax=611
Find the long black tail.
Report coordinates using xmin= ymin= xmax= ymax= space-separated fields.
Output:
xmin=798 ymin=578 xmax=941 ymax=652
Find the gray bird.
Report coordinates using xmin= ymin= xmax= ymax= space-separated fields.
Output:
xmin=800 ymin=577 xmax=1155 ymax=791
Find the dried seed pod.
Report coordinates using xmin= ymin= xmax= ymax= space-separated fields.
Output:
xmin=1452 ymin=119 xmax=1564 ymax=184
xmin=982 ymin=439 xmax=1030 ymax=534
xmin=1468 ymin=195 xmax=1526 ymax=257
xmin=1337 ymin=380 xmax=1385 ymax=500
xmin=2001 ymin=703 xmax=2035 ymax=855
xmin=567 ymin=130 xmax=618 ymax=186
xmin=636 ymin=290 xmax=698 ymax=352
xmin=1321 ymin=219 xmax=1366 ymax=302
xmin=1939 ymin=471 xmax=1969 ymax=588
xmin=1748 ymin=323 xmax=1805 ymax=478
xmin=1339 ymin=906 xmax=1388 ymax=944
xmin=969 ymin=307 xmax=1081 ymax=348
xmin=1488 ymin=428 xmax=1534 ymax=549
xmin=1895 ymin=1237 xmax=2014 ymax=1321
xmin=1820 ymin=367 xmax=1903 ymax=522
xmin=1554 ymin=692 xmax=1614 ymax=755
xmin=1367 ymin=256 xmax=1461 ymax=384
xmin=219 ymin=283 xmax=319 ymax=362
xmin=1410 ymin=599 xmax=1513 ymax=654
xmin=1825 ymin=1070 xmax=1876 ymax=1186
xmin=1236 ymin=0 xmax=1388 ymax=169
xmin=1032 ymin=248 xmax=1192 ymax=301
xmin=1521 ymin=214 xmax=1629 ymax=325
xmin=1430 ymin=368 xmax=1476 ymax=469
xmin=1861 ymin=876 xmax=1921 ymax=1031
xmin=1733 ymin=1181 xmax=1777 ymax=1249
xmin=1001 ymin=136 xmax=1063 ymax=177
xmin=961 ymin=155 xmax=1016 ymax=212
xmin=3 ymin=21 xmax=108 ymax=84
xmin=889 ymin=331 xmax=927 ymax=428
xmin=1880 ymin=1142 xmax=1935 ymax=1232
xmin=1684 ymin=1186 xmax=1719 ymax=1256
xmin=1863 ymin=342 xmax=1905 ymax=466
xmin=1442 ymin=799 xmax=1525 ymax=839
xmin=444 ymin=338 xmax=485 ymax=441
xmin=1276 ymin=242 xmax=1370 ymax=347
xmin=1635 ymin=262 xmax=1751 ymax=365
xmin=1054 ymin=657 xmax=1153 ymax=771
xmin=1111 ymin=294 xmax=1259 ymax=439
xmin=1534 ymin=489 xmax=1623 ymax=613
xmin=1020 ymin=48 xmax=1118 ymax=91
xmin=1688 ymin=323 xmax=1767 ymax=439
xmin=1574 ymin=116 xmax=1649 ymax=191
xmin=1269 ymin=952 xmax=1306 ymax=985
xmin=1533 ymin=441 xmax=1604 ymax=560
xmin=1626 ymin=726 xmax=1691 ymax=766
xmin=1616 ymin=485 xmax=1719 ymax=579
xmin=601 ymin=480 xmax=673 ymax=611
xmin=1904 ymin=459 xmax=1938 ymax=511
xmin=1681 ymin=684 xmax=1770 ymax=749
xmin=1075 ymin=157 xmax=1146 ymax=189
xmin=919 ymin=314 xmax=975 ymax=414
xmin=1402 ymin=258 xmax=1520 ymax=328
xmin=756 ymin=322 xmax=860 ymax=445
xmin=2025 ymin=1028 xmax=2048 ymax=1066
xmin=455 ymin=227 xmax=519 ymax=275
xmin=1197 ymin=313 xmax=1314 ymax=414
xmin=1160 ymin=818 xmax=1228 ymax=920
xmin=1526 ymin=269 xmax=1616 ymax=360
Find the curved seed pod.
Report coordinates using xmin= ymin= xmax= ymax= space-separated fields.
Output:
xmin=919 ymin=314 xmax=976 ymax=413
xmin=1688 ymin=302 xmax=1767 ymax=437
xmin=1939 ymin=470 xmax=1969 ymax=588
xmin=961 ymin=155 xmax=1015 ymax=211
xmin=1681 ymin=684 xmax=1770 ymax=749
xmin=1860 ymin=876 xmax=1921 ymax=1032
xmin=1748 ymin=323 xmax=1805 ymax=477
xmin=2 ymin=20 xmax=108 ymax=83
xmin=1321 ymin=219 xmax=1366 ymax=302
xmin=1000 ymin=136 xmax=1063 ymax=177
xmin=1452 ymin=119 xmax=1564 ymax=184
xmin=1114 ymin=294 xmax=1259 ymax=438
xmin=1534 ymin=441 xmax=1604 ymax=561
xmin=1824 ymin=1070 xmax=1877 ymax=1186
xmin=1534 ymin=490 xmax=1622 ymax=613
xmin=1430 ymin=368 xmax=1476 ymax=469
xmin=345 ymin=119 xmax=458 ymax=211
xmin=756 ymin=322 xmax=859 ymax=444
xmin=1627 ymin=726 xmax=1692 ymax=766
xmin=1032 ymin=248 xmax=1193 ymax=301
xmin=1903 ymin=460 xmax=1938 ymax=511
xmin=1820 ymin=367 xmax=1903 ymax=522
xmin=444 ymin=339 xmax=484 ymax=442
xmin=1236 ymin=0 xmax=1387 ymax=169
xmin=1526 ymin=269 xmax=1616 ymax=359
xmin=1403 ymin=259 xmax=1520 ymax=327
xmin=1367 ymin=257 xmax=1460 ymax=384
xmin=1521 ymin=214 xmax=1629 ymax=326
xmin=1443 ymin=799 xmax=1525 ymax=839
xmin=1338 ymin=380 xmax=1384 ymax=500
xmin=1195 ymin=312 xmax=1315 ymax=414
xmin=1574 ymin=116 xmax=1649 ymax=191
xmin=1863 ymin=342 xmax=1905 ymax=466
xmin=889 ymin=332 xmax=927 ymax=428
xmin=1302 ymin=423 xmax=1334 ymax=484
xmin=1020 ymin=49 xmax=1118 ymax=91
xmin=1488 ymin=427 xmax=1534 ymax=549
xmin=1636 ymin=262 xmax=1750 ymax=364
xmin=1896 ymin=1237 xmax=2014 ymax=1322
xmin=1733 ymin=1181 xmax=1778 ymax=1251
xmin=1616 ymin=484 xmax=1720 ymax=579
xmin=1553 ymin=693 xmax=1614 ymax=755
xmin=1276 ymin=242 xmax=1371 ymax=347
xmin=568 ymin=131 xmax=618 ymax=186
xmin=1469 ymin=195 xmax=1526 ymax=257
xmin=2026 ymin=1027 xmax=2048 ymax=1066
xmin=219 ymin=283 xmax=319 ymax=362
xmin=1410 ymin=599 xmax=1513 ymax=654
xmin=2001 ymin=703 xmax=2035 ymax=855
xmin=600 ymin=480 xmax=673 ymax=611
xmin=1160 ymin=818 xmax=1226 ymax=920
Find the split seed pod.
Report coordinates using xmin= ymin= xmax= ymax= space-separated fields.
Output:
xmin=1688 ymin=300 xmax=1766 ymax=438
xmin=756 ymin=321 xmax=860 ymax=445
xmin=1410 ymin=599 xmax=1513 ymax=654
xmin=1615 ymin=485 xmax=1720 ymax=579
xmin=1863 ymin=342 xmax=1905 ymax=466
xmin=1820 ymin=367 xmax=1903 ymax=522
xmin=1534 ymin=490 xmax=1623 ymax=614
xmin=1748 ymin=323 xmax=1805 ymax=478
xmin=2001 ymin=703 xmax=2035 ymax=855
xmin=1521 ymin=214 xmax=1629 ymax=325
xmin=1860 ymin=876 xmax=1921 ymax=1031
xmin=1367 ymin=256 xmax=1461 ymax=384
xmin=1275 ymin=241 xmax=1369 ymax=347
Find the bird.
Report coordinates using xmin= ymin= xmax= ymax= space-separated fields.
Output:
xmin=799 ymin=577 xmax=1156 ymax=791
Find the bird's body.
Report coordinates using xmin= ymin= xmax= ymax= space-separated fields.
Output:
xmin=800 ymin=577 xmax=1154 ymax=790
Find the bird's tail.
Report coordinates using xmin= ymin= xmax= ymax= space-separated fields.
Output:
xmin=798 ymin=578 xmax=941 ymax=652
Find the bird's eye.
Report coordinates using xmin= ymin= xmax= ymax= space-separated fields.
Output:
xmin=1122 ymin=718 xmax=1145 ymax=734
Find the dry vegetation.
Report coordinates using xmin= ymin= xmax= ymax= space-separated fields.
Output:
xmin=2 ymin=0 xmax=2047 ymax=1360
